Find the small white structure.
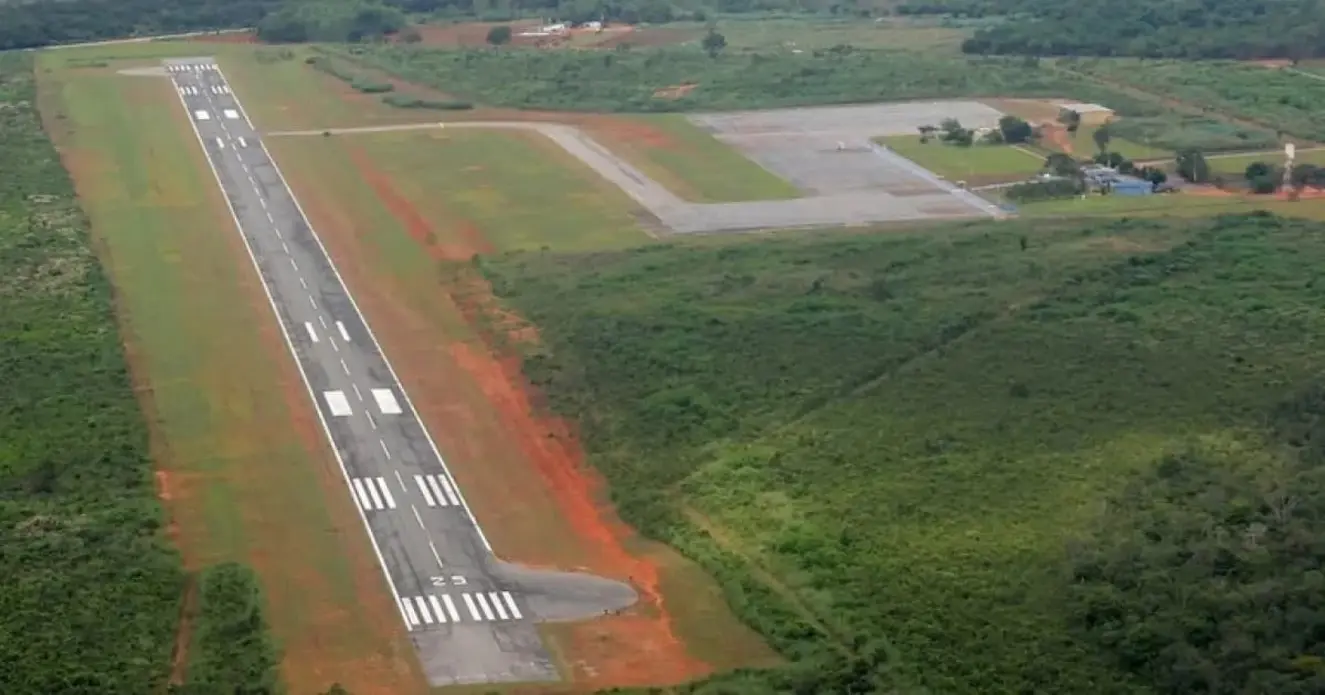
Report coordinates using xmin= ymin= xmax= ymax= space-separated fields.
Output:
xmin=583 ymin=20 xmax=602 ymax=30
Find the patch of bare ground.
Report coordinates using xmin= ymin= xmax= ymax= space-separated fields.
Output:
xmin=652 ymin=83 xmax=697 ymax=100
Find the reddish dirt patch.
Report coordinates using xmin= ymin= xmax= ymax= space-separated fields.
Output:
xmin=446 ymin=338 xmax=711 ymax=688
xmin=167 ymin=575 xmax=198 ymax=686
xmin=1041 ymin=121 xmax=1073 ymax=154
xmin=582 ymin=116 xmax=678 ymax=150
xmin=652 ymin=83 xmax=697 ymax=100
xmin=187 ymin=30 xmax=258 ymax=44
xmin=1185 ymin=185 xmax=1235 ymax=197
xmin=344 ymin=144 xmax=493 ymax=260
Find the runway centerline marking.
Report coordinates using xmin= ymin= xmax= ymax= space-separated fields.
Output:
xmin=366 ymin=411 xmax=377 ymax=430
xmin=304 ymin=321 xmax=318 ymax=343
xmin=281 ymin=241 xmax=290 ymax=253
xmin=379 ymin=439 xmax=392 ymax=459
xmin=429 ymin=541 xmax=444 ymax=569
xmin=340 ymin=358 xmax=350 ymax=375
xmin=329 ymin=336 xmax=339 ymax=352
xmin=288 ymin=257 xmax=298 ymax=272
xmin=317 ymin=315 xmax=327 ymax=328
xmin=412 ymin=504 xmax=427 ymax=532
xmin=353 ymin=383 xmax=363 ymax=401
xmin=299 ymin=277 xmax=307 ymax=290
xmin=308 ymin=296 xmax=317 ymax=310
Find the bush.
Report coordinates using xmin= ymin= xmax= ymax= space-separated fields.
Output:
xmin=350 ymin=78 xmax=393 ymax=93
xmin=380 ymin=93 xmax=472 ymax=110
xmin=1005 ymin=177 xmax=1083 ymax=201
xmin=184 ymin=563 xmax=281 ymax=694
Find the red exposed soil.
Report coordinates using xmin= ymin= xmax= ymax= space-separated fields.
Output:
xmin=1185 ymin=185 xmax=1235 ymax=197
xmin=652 ymin=83 xmax=697 ymax=100
xmin=1041 ymin=121 xmax=1073 ymax=154
xmin=582 ymin=116 xmax=679 ymax=149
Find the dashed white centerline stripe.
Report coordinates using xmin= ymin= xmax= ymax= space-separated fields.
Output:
xmin=308 ymin=296 xmax=317 ymax=310
xmin=299 ymin=277 xmax=307 ymax=290
xmin=288 ymin=258 xmax=298 ymax=272
xmin=462 ymin=593 xmax=481 ymax=621
xmin=353 ymin=383 xmax=363 ymax=401
xmin=394 ymin=468 xmax=406 ymax=492
xmin=337 ymin=321 xmax=351 ymax=341
xmin=429 ymin=540 xmax=444 ymax=569
xmin=329 ymin=336 xmax=339 ymax=352
xmin=379 ymin=439 xmax=392 ymax=459
xmin=281 ymin=241 xmax=290 ymax=253
xmin=259 ymin=197 xmax=266 ymax=209
xmin=502 ymin=591 xmax=523 ymax=619
xmin=304 ymin=321 xmax=318 ymax=343
xmin=366 ymin=411 xmax=377 ymax=430
xmin=414 ymin=475 xmax=436 ymax=507
xmin=317 ymin=315 xmax=327 ymax=328
xmin=475 ymin=592 xmax=496 ymax=621
xmin=411 ymin=504 xmax=426 ymax=531
xmin=442 ymin=595 xmax=461 ymax=622
xmin=340 ymin=358 xmax=350 ymax=375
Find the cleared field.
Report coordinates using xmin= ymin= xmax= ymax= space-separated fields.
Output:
xmin=39 ymin=61 xmax=428 ymax=695
xmin=265 ymin=129 xmax=777 ymax=687
xmin=585 ymin=114 xmax=801 ymax=202
xmin=1012 ymin=188 xmax=1325 ymax=221
xmin=1207 ymin=148 xmax=1325 ymax=175
xmin=714 ymin=17 xmax=972 ymax=52
xmin=880 ymin=135 xmax=1043 ymax=184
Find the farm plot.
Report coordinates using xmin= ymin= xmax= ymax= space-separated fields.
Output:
xmin=39 ymin=60 xmax=428 ymax=695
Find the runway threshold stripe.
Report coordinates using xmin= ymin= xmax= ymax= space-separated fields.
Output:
xmin=429 ymin=595 xmax=447 ymax=623
xmin=462 ymin=593 xmax=481 ymax=621
xmin=439 ymin=476 xmax=461 ymax=506
xmin=352 ymin=478 xmax=373 ymax=510
xmin=488 ymin=592 xmax=508 ymax=620
xmin=474 ymin=592 xmax=496 ymax=621
xmin=415 ymin=597 xmax=434 ymax=624
xmin=442 ymin=594 xmax=461 ymax=622
xmin=502 ymin=591 xmax=523 ymax=620
xmin=426 ymin=476 xmax=447 ymax=507
xmin=401 ymin=599 xmax=419 ymax=626
xmin=376 ymin=477 xmax=396 ymax=509
xmin=414 ymin=475 xmax=436 ymax=506
xmin=366 ymin=479 xmax=383 ymax=509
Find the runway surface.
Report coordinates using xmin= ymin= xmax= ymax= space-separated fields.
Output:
xmin=165 ymin=58 xmax=635 ymax=686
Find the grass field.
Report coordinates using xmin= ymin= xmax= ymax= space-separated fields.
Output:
xmin=265 ymin=128 xmax=776 ymax=686
xmin=38 ymin=59 xmax=429 ymax=695
xmin=880 ymin=135 xmax=1043 ymax=184
xmin=482 ymin=213 xmax=1325 ymax=693
xmin=1206 ymin=148 xmax=1325 ymax=175
xmin=715 ymin=17 xmax=972 ymax=52
xmin=586 ymin=114 xmax=801 ymax=202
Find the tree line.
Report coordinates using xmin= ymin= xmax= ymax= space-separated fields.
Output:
xmin=899 ymin=0 xmax=1325 ymax=60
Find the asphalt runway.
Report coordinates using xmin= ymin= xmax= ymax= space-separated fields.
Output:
xmin=164 ymin=58 xmax=635 ymax=687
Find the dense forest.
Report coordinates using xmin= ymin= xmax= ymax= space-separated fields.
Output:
xmin=484 ymin=213 xmax=1325 ymax=693
xmin=903 ymin=0 xmax=1325 ymax=59
xmin=0 ymin=52 xmax=183 ymax=693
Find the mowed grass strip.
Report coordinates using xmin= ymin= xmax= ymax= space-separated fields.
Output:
xmin=880 ymin=134 xmax=1043 ymax=184
xmin=350 ymin=128 xmax=651 ymax=251
xmin=42 ymin=65 xmax=427 ymax=695
xmin=587 ymin=114 xmax=802 ymax=203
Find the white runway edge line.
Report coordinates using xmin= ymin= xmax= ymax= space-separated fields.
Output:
xmin=214 ymin=64 xmax=494 ymax=553
xmin=167 ymin=75 xmax=415 ymax=631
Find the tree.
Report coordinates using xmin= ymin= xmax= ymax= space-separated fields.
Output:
xmin=1044 ymin=152 xmax=1082 ymax=178
xmin=486 ymin=24 xmax=512 ymax=45
xmin=1093 ymin=151 xmax=1127 ymax=168
xmin=1175 ymin=149 xmax=1211 ymax=183
xmin=1057 ymin=108 xmax=1081 ymax=134
xmin=1250 ymin=175 xmax=1278 ymax=194
xmin=939 ymin=119 xmax=974 ymax=147
xmin=1137 ymin=167 xmax=1167 ymax=187
xmin=702 ymin=28 xmax=726 ymax=58
xmin=917 ymin=124 xmax=938 ymax=143
xmin=1244 ymin=160 xmax=1273 ymax=181
xmin=1091 ymin=121 xmax=1112 ymax=153
xmin=997 ymin=115 xmax=1033 ymax=144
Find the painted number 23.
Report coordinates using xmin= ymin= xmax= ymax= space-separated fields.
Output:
xmin=430 ymin=575 xmax=467 ymax=588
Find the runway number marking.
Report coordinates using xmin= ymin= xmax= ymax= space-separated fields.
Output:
xmin=430 ymin=575 xmax=468 ymax=588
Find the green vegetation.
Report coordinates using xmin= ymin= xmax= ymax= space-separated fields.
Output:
xmin=257 ymin=0 xmax=406 ymax=43
xmin=379 ymin=93 xmax=472 ymax=109
xmin=484 ymin=213 xmax=1325 ymax=693
xmin=183 ymin=563 xmax=282 ymax=694
xmin=0 ymin=52 xmax=183 ymax=693
xmin=1109 ymin=115 xmax=1280 ymax=154
xmin=337 ymin=44 xmax=1148 ymax=112
xmin=307 ymin=56 xmax=394 ymax=93
xmin=881 ymin=134 xmax=1042 ymax=183
xmin=1060 ymin=59 xmax=1325 ymax=143
xmin=902 ymin=0 xmax=1325 ymax=60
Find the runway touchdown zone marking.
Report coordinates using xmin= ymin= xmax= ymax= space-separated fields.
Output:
xmin=193 ymin=110 xmax=210 ymax=121
xmin=323 ymin=390 xmax=352 ymax=417
xmin=372 ymin=388 xmax=402 ymax=415
xmin=399 ymin=591 xmax=523 ymax=627
xmin=415 ymin=474 xmax=461 ymax=507
xmin=351 ymin=476 xmax=397 ymax=511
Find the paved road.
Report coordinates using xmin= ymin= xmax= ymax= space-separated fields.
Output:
xmin=267 ymin=121 xmax=1005 ymax=232
xmin=166 ymin=58 xmax=634 ymax=687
